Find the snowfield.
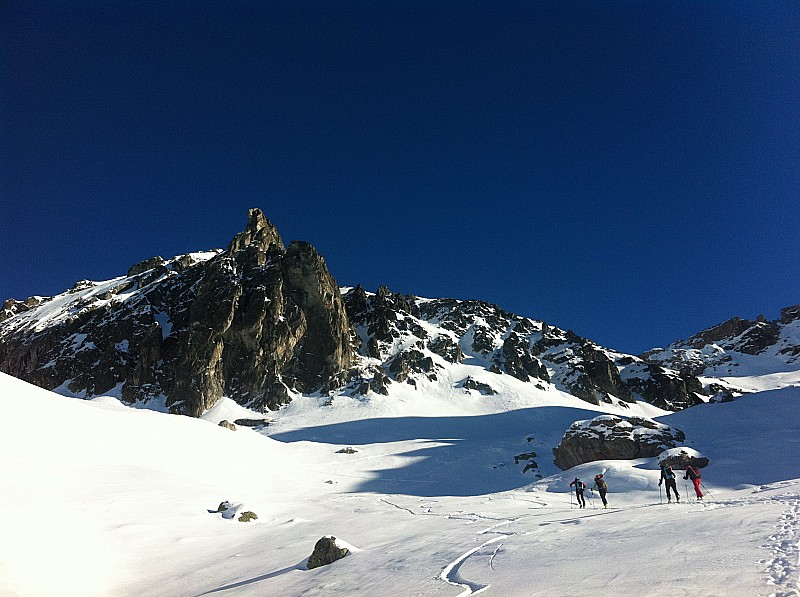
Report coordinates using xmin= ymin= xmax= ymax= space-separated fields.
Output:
xmin=1 ymin=371 xmax=799 ymax=597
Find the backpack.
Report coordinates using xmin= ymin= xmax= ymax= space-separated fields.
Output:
xmin=686 ymin=466 xmax=700 ymax=480
xmin=663 ymin=467 xmax=675 ymax=480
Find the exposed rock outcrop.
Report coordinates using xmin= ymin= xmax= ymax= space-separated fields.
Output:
xmin=342 ymin=286 xmax=707 ymax=410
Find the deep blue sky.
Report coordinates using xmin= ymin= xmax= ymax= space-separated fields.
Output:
xmin=2 ymin=1 xmax=799 ymax=355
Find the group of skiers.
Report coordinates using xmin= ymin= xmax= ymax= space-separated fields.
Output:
xmin=569 ymin=474 xmax=608 ymax=508
xmin=569 ymin=464 xmax=704 ymax=508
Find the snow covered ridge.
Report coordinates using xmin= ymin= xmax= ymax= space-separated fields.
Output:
xmin=642 ymin=305 xmax=800 ymax=377
xmin=341 ymin=285 xmax=707 ymax=412
xmin=1 ymin=208 xmax=798 ymax=419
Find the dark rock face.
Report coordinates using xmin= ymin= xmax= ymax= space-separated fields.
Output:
xmin=620 ymin=363 xmax=705 ymax=411
xmin=0 ymin=209 xmax=354 ymax=415
xmin=552 ymin=415 xmax=686 ymax=470
xmin=307 ymin=536 xmax=349 ymax=569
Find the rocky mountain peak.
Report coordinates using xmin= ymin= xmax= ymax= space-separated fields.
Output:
xmin=0 ymin=210 xmax=353 ymax=416
xmin=226 ymin=207 xmax=285 ymax=255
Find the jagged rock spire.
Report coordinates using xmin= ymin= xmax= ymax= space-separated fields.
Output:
xmin=226 ymin=208 xmax=285 ymax=254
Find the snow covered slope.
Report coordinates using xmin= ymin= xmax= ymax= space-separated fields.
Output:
xmin=2 ymin=372 xmax=799 ymax=597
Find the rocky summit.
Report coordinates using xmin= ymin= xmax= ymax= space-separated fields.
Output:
xmin=3 ymin=209 xmax=794 ymax=418
xmin=0 ymin=209 xmax=353 ymax=416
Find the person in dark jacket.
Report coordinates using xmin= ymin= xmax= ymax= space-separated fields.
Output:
xmin=659 ymin=464 xmax=680 ymax=503
xmin=684 ymin=465 xmax=703 ymax=499
xmin=592 ymin=474 xmax=609 ymax=508
xmin=570 ymin=477 xmax=586 ymax=508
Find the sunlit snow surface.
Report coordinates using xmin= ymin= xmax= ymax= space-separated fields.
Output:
xmin=1 ymin=371 xmax=799 ymax=597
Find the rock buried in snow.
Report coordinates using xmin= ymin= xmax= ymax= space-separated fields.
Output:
xmin=307 ymin=536 xmax=350 ymax=569
xmin=237 ymin=511 xmax=258 ymax=522
xmin=658 ymin=447 xmax=710 ymax=469
xmin=336 ymin=447 xmax=358 ymax=454
xmin=218 ymin=420 xmax=237 ymax=431
xmin=233 ymin=418 xmax=272 ymax=428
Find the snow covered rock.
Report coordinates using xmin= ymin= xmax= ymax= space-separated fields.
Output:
xmin=657 ymin=447 xmax=710 ymax=470
xmin=552 ymin=415 xmax=686 ymax=470
xmin=307 ymin=536 xmax=350 ymax=569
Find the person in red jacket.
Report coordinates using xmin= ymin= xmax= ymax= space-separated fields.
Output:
xmin=684 ymin=465 xmax=703 ymax=499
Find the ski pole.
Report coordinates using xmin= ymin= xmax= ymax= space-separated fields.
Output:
xmin=659 ymin=483 xmax=663 ymax=505
xmin=683 ymin=479 xmax=690 ymax=501
xmin=570 ymin=491 xmax=574 ymax=509
xmin=700 ymin=482 xmax=713 ymax=499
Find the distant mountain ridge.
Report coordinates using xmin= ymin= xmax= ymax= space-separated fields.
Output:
xmin=1 ymin=209 xmax=797 ymax=416
xmin=642 ymin=306 xmax=800 ymax=378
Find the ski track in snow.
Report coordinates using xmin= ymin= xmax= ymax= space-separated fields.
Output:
xmin=381 ymin=488 xmax=800 ymax=597
xmin=439 ymin=537 xmax=502 ymax=597
xmin=379 ymin=496 xmax=524 ymax=595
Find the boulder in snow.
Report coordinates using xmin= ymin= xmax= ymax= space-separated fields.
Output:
xmin=552 ymin=415 xmax=686 ymax=470
xmin=307 ymin=536 xmax=350 ymax=569
xmin=237 ymin=511 xmax=258 ymax=522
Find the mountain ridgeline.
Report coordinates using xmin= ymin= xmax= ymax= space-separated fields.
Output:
xmin=2 ymin=209 xmax=798 ymax=417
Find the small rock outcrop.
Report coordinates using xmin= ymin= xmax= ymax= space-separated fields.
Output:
xmin=552 ymin=415 xmax=686 ymax=470
xmin=461 ymin=377 xmax=497 ymax=395
xmin=307 ymin=536 xmax=349 ymax=569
